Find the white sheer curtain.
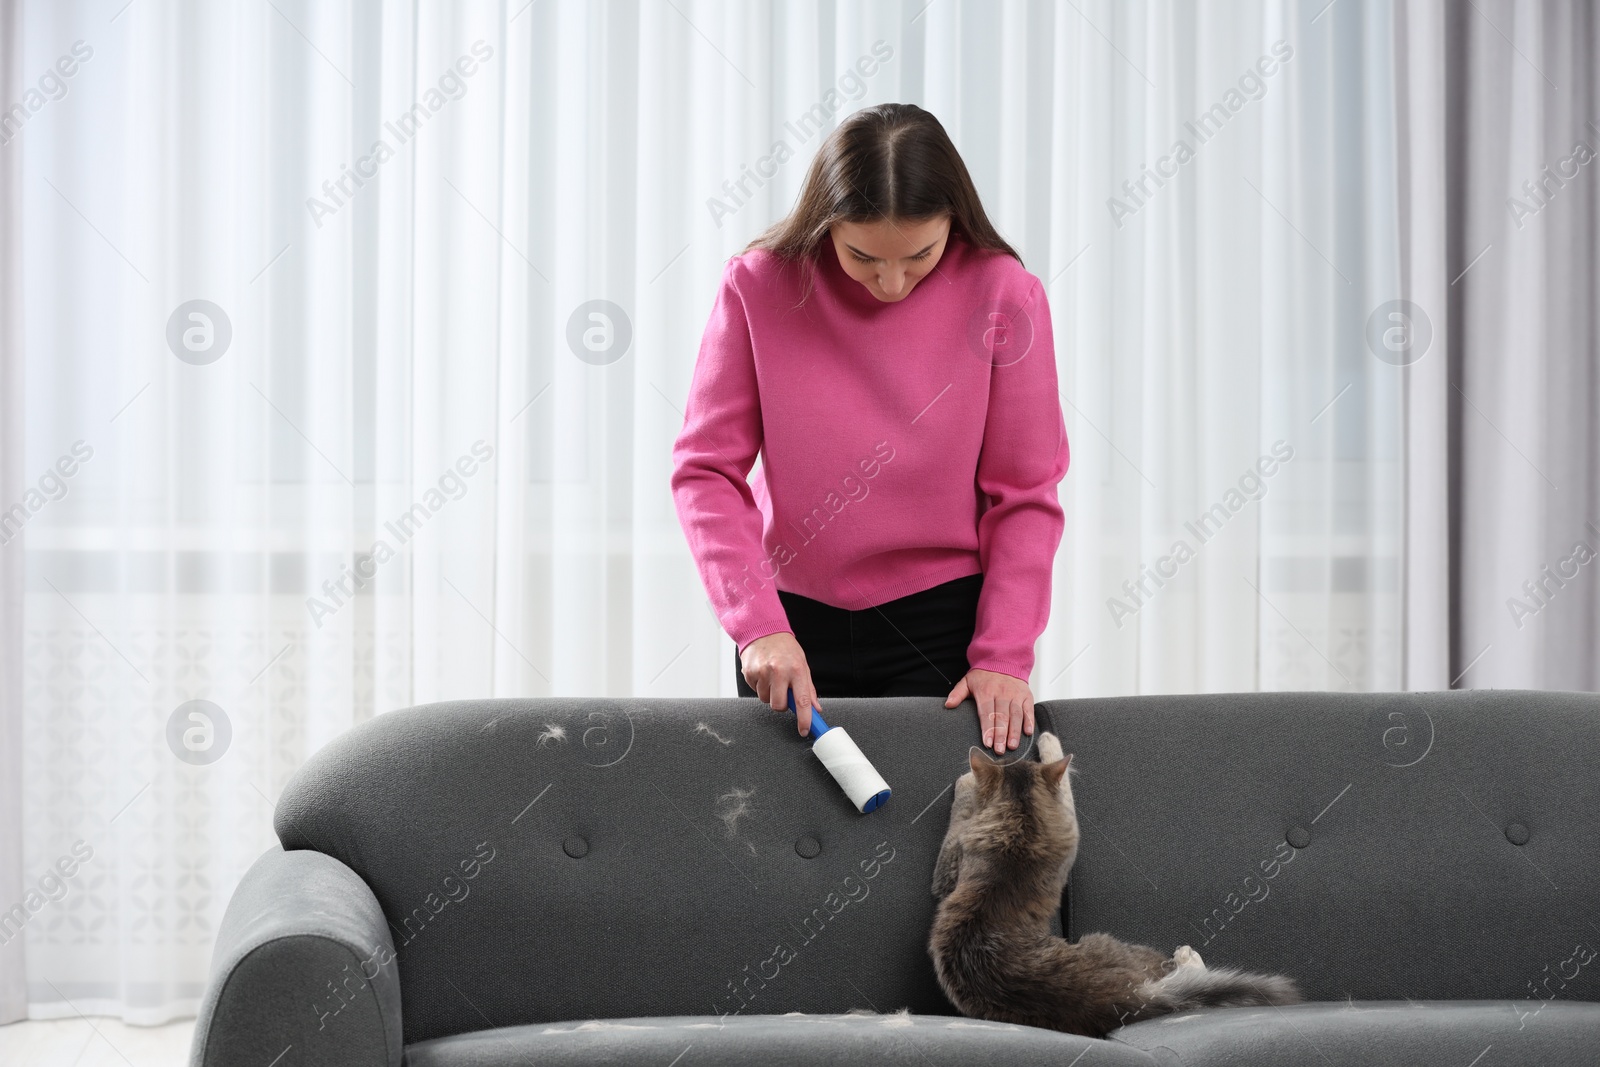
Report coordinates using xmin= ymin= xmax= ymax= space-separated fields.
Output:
xmin=1 ymin=0 xmax=30 ymax=1028
xmin=3 ymin=0 xmax=1586 ymax=1028
xmin=1042 ymin=0 xmax=1405 ymax=695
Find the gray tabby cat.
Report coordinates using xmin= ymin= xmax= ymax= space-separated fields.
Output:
xmin=928 ymin=732 xmax=1303 ymax=1038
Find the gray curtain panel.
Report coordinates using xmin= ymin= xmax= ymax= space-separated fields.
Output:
xmin=1395 ymin=0 xmax=1599 ymax=692
xmin=1442 ymin=1 xmax=1600 ymax=690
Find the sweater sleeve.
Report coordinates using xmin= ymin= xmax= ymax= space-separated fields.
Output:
xmin=669 ymin=259 xmax=793 ymax=656
xmin=966 ymin=278 xmax=1070 ymax=682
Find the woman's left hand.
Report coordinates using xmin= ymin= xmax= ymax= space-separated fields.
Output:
xmin=945 ymin=668 xmax=1034 ymax=754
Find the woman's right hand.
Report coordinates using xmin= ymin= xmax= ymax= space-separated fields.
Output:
xmin=739 ymin=631 xmax=821 ymax=736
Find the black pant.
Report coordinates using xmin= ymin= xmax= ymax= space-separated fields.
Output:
xmin=735 ymin=572 xmax=983 ymax=699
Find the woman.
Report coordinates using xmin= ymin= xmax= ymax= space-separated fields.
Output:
xmin=670 ymin=103 xmax=1068 ymax=755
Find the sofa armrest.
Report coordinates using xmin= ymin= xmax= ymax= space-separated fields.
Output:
xmin=190 ymin=845 xmax=403 ymax=1067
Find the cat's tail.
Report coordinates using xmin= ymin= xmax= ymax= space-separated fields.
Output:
xmin=1134 ymin=965 xmax=1303 ymax=1018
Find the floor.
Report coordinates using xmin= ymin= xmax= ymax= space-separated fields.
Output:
xmin=0 ymin=1017 xmax=196 ymax=1066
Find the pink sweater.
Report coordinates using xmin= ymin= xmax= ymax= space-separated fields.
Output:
xmin=670 ymin=234 xmax=1069 ymax=683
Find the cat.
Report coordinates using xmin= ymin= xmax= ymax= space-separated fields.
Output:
xmin=928 ymin=731 xmax=1303 ymax=1038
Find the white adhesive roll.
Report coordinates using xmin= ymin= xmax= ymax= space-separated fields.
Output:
xmin=811 ymin=727 xmax=892 ymax=813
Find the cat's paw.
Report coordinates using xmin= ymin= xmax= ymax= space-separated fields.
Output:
xmin=1037 ymin=731 xmax=1063 ymax=763
xmin=1173 ymin=945 xmax=1206 ymax=970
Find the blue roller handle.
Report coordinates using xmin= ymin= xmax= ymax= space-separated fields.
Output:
xmin=786 ymin=689 xmax=829 ymax=737
xmin=786 ymin=689 xmax=890 ymax=813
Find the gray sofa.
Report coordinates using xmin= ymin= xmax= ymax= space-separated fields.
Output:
xmin=189 ymin=689 xmax=1600 ymax=1066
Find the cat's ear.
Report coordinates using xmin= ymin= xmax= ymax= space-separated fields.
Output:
xmin=968 ymin=745 xmax=996 ymax=779
xmin=1040 ymin=757 xmax=1069 ymax=790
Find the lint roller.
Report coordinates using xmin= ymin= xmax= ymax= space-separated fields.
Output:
xmin=787 ymin=689 xmax=892 ymax=814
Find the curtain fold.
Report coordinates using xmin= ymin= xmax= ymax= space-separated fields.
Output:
xmin=1 ymin=0 xmax=1594 ymax=1026
xmin=1394 ymin=0 xmax=1453 ymax=690
xmin=1 ymin=0 xmax=29 ymax=1026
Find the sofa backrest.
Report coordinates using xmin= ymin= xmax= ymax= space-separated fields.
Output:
xmin=1057 ymin=689 xmax=1600 ymax=1005
xmin=274 ymin=696 xmax=997 ymax=1045
xmin=276 ymin=688 xmax=1600 ymax=1046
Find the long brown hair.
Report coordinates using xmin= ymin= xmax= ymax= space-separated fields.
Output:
xmin=743 ymin=103 xmax=1022 ymax=304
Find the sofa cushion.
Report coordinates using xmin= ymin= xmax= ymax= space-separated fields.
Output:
xmin=403 ymin=1012 xmax=1156 ymax=1067
xmin=274 ymin=696 xmax=1029 ymax=1045
xmin=1110 ymin=1000 xmax=1600 ymax=1066
xmin=1054 ymin=689 xmax=1600 ymax=1003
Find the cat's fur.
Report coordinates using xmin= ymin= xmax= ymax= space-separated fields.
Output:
xmin=928 ymin=732 xmax=1303 ymax=1038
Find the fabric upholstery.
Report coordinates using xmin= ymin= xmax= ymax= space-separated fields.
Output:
xmin=402 ymin=1012 xmax=1155 ymax=1067
xmin=189 ymin=845 xmax=402 ymax=1067
xmin=184 ymin=689 xmax=1600 ymax=1064
xmin=272 ymin=696 xmax=1004 ymax=1044
xmin=1053 ymin=690 xmax=1600 ymax=1004
xmin=1110 ymin=1000 xmax=1600 ymax=1066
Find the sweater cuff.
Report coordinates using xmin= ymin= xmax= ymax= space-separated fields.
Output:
xmin=728 ymin=611 xmax=794 ymax=658
xmin=964 ymin=652 xmax=1034 ymax=686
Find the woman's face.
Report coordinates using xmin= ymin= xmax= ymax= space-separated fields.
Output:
xmin=829 ymin=214 xmax=952 ymax=302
